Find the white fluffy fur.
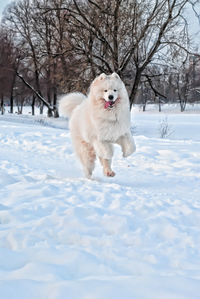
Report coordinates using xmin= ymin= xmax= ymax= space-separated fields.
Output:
xmin=58 ymin=92 xmax=86 ymax=118
xmin=59 ymin=73 xmax=136 ymax=178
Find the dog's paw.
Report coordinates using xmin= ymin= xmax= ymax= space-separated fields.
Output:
xmin=84 ymin=168 xmax=93 ymax=179
xmin=122 ymin=143 xmax=136 ymax=158
xmin=123 ymin=150 xmax=132 ymax=158
xmin=104 ymin=170 xmax=115 ymax=177
xmin=123 ymin=148 xmax=134 ymax=158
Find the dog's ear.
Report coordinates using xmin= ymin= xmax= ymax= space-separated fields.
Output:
xmin=99 ymin=73 xmax=107 ymax=80
xmin=111 ymin=72 xmax=120 ymax=79
xmin=92 ymin=73 xmax=106 ymax=86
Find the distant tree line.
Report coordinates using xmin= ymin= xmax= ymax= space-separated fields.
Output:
xmin=0 ymin=0 xmax=200 ymax=116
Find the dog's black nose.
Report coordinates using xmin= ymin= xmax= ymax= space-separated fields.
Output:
xmin=108 ymin=95 xmax=114 ymax=100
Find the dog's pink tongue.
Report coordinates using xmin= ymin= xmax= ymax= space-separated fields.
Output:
xmin=104 ymin=101 xmax=112 ymax=109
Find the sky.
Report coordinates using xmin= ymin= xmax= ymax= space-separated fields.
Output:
xmin=0 ymin=0 xmax=12 ymax=18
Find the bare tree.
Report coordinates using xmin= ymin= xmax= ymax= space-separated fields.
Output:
xmin=4 ymin=0 xmax=47 ymax=113
xmin=56 ymin=0 xmax=195 ymax=108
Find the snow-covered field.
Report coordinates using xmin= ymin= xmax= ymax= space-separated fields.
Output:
xmin=0 ymin=105 xmax=200 ymax=299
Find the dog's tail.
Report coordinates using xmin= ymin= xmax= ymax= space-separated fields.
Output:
xmin=58 ymin=92 xmax=86 ymax=118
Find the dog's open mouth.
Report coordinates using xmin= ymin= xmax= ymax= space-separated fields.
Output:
xmin=104 ymin=98 xmax=120 ymax=109
xmin=104 ymin=100 xmax=114 ymax=109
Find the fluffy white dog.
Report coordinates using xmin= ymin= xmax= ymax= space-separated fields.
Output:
xmin=59 ymin=72 xmax=136 ymax=178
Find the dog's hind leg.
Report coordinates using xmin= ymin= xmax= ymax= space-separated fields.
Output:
xmin=73 ymin=139 xmax=96 ymax=178
xmin=99 ymin=157 xmax=115 ymax=177
xmin=93 ymin=140 xmax=113 ymax=160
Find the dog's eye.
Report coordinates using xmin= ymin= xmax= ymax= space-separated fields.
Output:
xmin=104 ymin=90 xmax=107 ymax=92
xmin=114 ymin=89 xmax=117 ymax=92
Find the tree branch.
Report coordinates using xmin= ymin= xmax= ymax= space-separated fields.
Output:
xmin=145 ymin=74 xmax=167 ymax=99
xmin=16 ymin=71 xmax=54 ymax=112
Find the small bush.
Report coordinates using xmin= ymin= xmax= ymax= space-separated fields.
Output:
xmin=158 ymin=117 xmax=174 ymax=139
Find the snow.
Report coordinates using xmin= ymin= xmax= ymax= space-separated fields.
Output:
xmin=0 ymin=105 xmax=200 ymax=298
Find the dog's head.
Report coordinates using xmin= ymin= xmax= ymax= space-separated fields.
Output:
xmin=90 ymin=73 xmax=121 ymax=109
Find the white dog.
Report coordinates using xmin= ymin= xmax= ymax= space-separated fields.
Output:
xmin=59 ymin=72 xmax=136 ymax=178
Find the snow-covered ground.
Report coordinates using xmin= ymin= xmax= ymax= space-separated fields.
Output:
xmin=0 ymin=105 xmax=200 ymax=299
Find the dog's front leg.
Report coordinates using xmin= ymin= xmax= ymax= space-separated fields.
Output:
xmin=99 ymin=157 xmax=115 ymax=177
xmin=117 ymin=133 xmax=136 ymax=158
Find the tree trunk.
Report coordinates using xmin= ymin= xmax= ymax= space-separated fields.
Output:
xmin=159 ymin=98 xmax=162 ymax=112
xmin=47 ymin=88 xmax=53 ymax=117
xmin=47 ymin=85 xmax=53 ymax=117
xmin=180 ymin=100 xmax=186 ymax=112
xmin=53 ymin=86 xmax=59 ymax=118
xmin=20 ymin=98 xmax=24 ymax=114
xmin=31 ymin=95 xmax=35 ymax=115
xmin=129 ymin=69 xmax=142 ymax=109
xmin=1 ymin=94 xmax=4 ymax=115
xmin=10 ymin=72 xmax=17 ymax=113
xmin=10 ymin=93 xmax=14 ymax=113
xmin=53 ymin=61 xmax=59 ymax=118
xmin=40 ymin=103 xmax=44 ymax=114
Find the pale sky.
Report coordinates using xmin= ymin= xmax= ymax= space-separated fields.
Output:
xmin=0 ymin=0 xmax=13 ymax=18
